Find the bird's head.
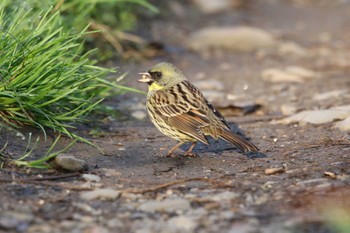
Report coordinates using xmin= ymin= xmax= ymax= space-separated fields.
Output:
xmin=138 ymin=62 xmax=186 ymax=91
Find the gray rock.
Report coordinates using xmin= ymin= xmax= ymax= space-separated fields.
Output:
xmin=186 ymin=26 xmax=276 ymax=53
xmin=278 ymin=41 xmax=308 ymax=58
xmin=192 ymin=0 xmax=241 ymax=14
xmin=285 ymin=66 xmax=319 ymax=80
xmin=138 ymin=198 xmax=191 ymax=213
xmin=193 ymin=80 xmax=224 ymax=91
xmin=82 ymin=174 xmax=101 ymax=182
xmin=80 ymin=188 xmax=121 ymax=201
xmin=201 ymin=90 xmax=226 ymax=103
xmin=209 ymin=191 xmax=240 ymax=202
xmin=0 ymin=211 xmax=32 ymax=232
xmin=261 ymin=66 xmax=319 ymax=83
xmin=167 ymin=216 xmax=198 ymax=232
xmin=132 ymin=110 xmax=147 ymax=120
xmin=281 ymin=104 xmax=297 ymax=115
xmin=276 ymin=109 xmax=350 ymax=125
xmin=313 ymin=89 xmax=348 ymax=101
xmin=52 ymin=155 xmax=88 ymax=172
xmin=261 ymin=68 xmax=304 ymax=83
xmin=334 ymin=116 xmax=350 ymax=131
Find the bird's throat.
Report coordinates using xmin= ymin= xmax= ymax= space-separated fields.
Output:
xmin=148 ymin=82 xmax=164 ymax=91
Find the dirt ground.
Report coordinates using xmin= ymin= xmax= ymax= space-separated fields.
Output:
xmin=1 ymin=1 xmax=350 ymax=233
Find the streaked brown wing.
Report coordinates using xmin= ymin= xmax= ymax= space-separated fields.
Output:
xmin=149 ymin=81 xmax=214 ymax=144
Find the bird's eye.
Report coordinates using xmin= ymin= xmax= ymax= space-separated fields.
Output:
xmin=155 ymin=72 xmax=162 ymax=79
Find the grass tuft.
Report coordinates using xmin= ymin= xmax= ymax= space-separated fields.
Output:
xmin=0 ymin=1 xmax=124 ymax=141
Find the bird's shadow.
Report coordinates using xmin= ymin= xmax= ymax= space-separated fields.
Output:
xmin=179 ymin=122 xmax=267 ymax=159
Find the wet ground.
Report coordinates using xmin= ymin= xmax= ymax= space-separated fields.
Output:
xmin=1 ymin=1 xmax=350 ymax=233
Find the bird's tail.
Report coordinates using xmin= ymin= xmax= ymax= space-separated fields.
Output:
xmin=220 ymin=130 xmax=259 ymax=153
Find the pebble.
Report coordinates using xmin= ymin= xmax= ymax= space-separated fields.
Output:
xmin=193 ymin=79 xmax=224 ymax=91
xmin=0 ymin=212 xmax=32 ymax=232
xmin=82 ymin=174 xmax=101 ymax=182
xmin=80 ymin=188 xmax=121 ymax=201
xmin=202 ymin=90 xmax=226 ymax=103
xmin=281 ymin=104 xmax=297 ymax=115
xmin=261 ymin=68 xmax=304 ymax=83
xmin=132 ymin=110 xmax=147 ymax=120
xmin=186 ymin=26 xmax=276 ymax=52
xmin=52 ymin=155 xmax=88 ymax=172
xmin=106 ymin=218 xmax=124 ymax=229
xmin=276 ymin=109 xmax=350 ymax=125
xmin=334 ymin=116 xmax=350 ymax=131
xmin=138 ymin=198 xmax=191 ymax=213
xmin=102 ymin=168 xmax=122 ymax=177
xmin=209 ymin=191 xmax=240 ymax=202
xmin=261 ymin=66 xmax=318 ymax=83
xmin=278 ymin=41 xmax=308 ymax=58
xmin=285 ymin=66 xmax=319 ymax=80
xmin=313 ymin=89 xmax=348 ymax=101
xmin=192 ymin=0 xmax=240 ymax=14
xmin=265 ymin=167 xmax=285 ymax=175
xmin=167 ymin=216 xmax=197 ymax=232
xmin=228 ymin=221 xmax=258 ymax=233
xmin=86 ymin=225 xmax=110 ymax=233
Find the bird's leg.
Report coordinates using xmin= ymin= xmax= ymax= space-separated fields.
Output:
xmin=184 ymin=143 xmax=197 ymax=157
xmin=166 ymin=141 xmax=184 ymax=157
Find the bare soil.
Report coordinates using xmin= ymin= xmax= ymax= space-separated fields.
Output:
xmin=1 ymin=1 xmax=350 ymax=233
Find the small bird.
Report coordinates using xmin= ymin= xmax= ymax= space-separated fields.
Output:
xmin=138 ymin=62 xmax=259 ymax=156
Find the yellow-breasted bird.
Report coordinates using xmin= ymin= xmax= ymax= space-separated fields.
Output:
xmin=138 ymin=62 xmax=259 ymax=156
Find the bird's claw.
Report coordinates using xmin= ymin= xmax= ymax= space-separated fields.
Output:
xmin=183 ymin=152 xmax=197 ymax=157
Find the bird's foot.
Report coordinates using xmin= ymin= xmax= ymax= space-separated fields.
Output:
xmin=163 ymin=152 xmax=179 ymax=158
xmin=183 ymin=142 xmax=197 ymax=157
xmin=183 ymin=152 xmax=197 ymax=157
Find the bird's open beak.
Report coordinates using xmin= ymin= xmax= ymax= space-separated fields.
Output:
xmin=138 ymin=72 xmax=152 ymax=83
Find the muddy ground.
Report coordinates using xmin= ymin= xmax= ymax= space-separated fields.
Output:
xmin=1 ymin=1 xmax=350 ymax=233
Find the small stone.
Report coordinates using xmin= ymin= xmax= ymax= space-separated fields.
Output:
xmin=82 ymin=174 xmax=101 ymax=182
xmin=80 ymin=188 xmax=121 ymax=201
xmin=324 ymin=171 xmax=337 ymax=179
xmin=261 ymin=66 xmax=318 ymax=83
xmin=86 ymin=225 xmax=110 ymax=233
xmin=276 ymin=109 xmax=350 ymax=125
xmin=52 ymin=155 xmax=88 ymax=172
xmin=186 ymin=26 xmax=276 ymax=53
xmin=228 ymin=222 xmax=258 ymax=233
xmin=132 ymin=110 xmax=147 ymax=120
xmin=106 ymin=218 xmax=124 ymax=229
xmin=73 ymin=202 xmax=101 ymax=215
xmin=193 ymin=80 xmax=224 ymax=91
xmin=281 ymin=104 xmax=297 ymax=115
xmin=167 ymin=216 xmax=197 ymax=232
xmin=201 ymin=90 xmax=226 ymax=103
xmin=102 ymin=168 xmax=122 ymax=177
xmin=285 ymin=66 xmax=319 ymax=80
xmin=0 ymin=212 xmax=32 ymax=232
xmin=261 ymin=68 xmax=304 ymax=83
xmin=278 ymin=41 xmax=308 ymax=58
xmin=192 ymin=0 xmax=241 ymax=14
xmin=265 ymin=167 xmax=285 ymax=175
xmin=313 ymin=89 xmax=348 ymax=101
xmin=254 ymin=193 xmax=269 ymax=205
xmin=334 ymin=116 xmax=350 ymax=131
xmin=138 ymin=198 xmax=191 ymax=213
xmin=209 ymin=191 xmax=240 ymax=202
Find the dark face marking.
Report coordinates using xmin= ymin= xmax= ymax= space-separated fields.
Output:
xmin=148 ymin=71 xmax=163 ymax=81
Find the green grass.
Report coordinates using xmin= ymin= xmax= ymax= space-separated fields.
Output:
xmin=13 ymin=135 xmax=77 ymax=169
xmin=0 ymin=0 xmax=151 ymax=168
xmin=12 ymin=0 xmax=158 ymax=56
xmin=0 ymin=2 xmax=109 ymax=139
